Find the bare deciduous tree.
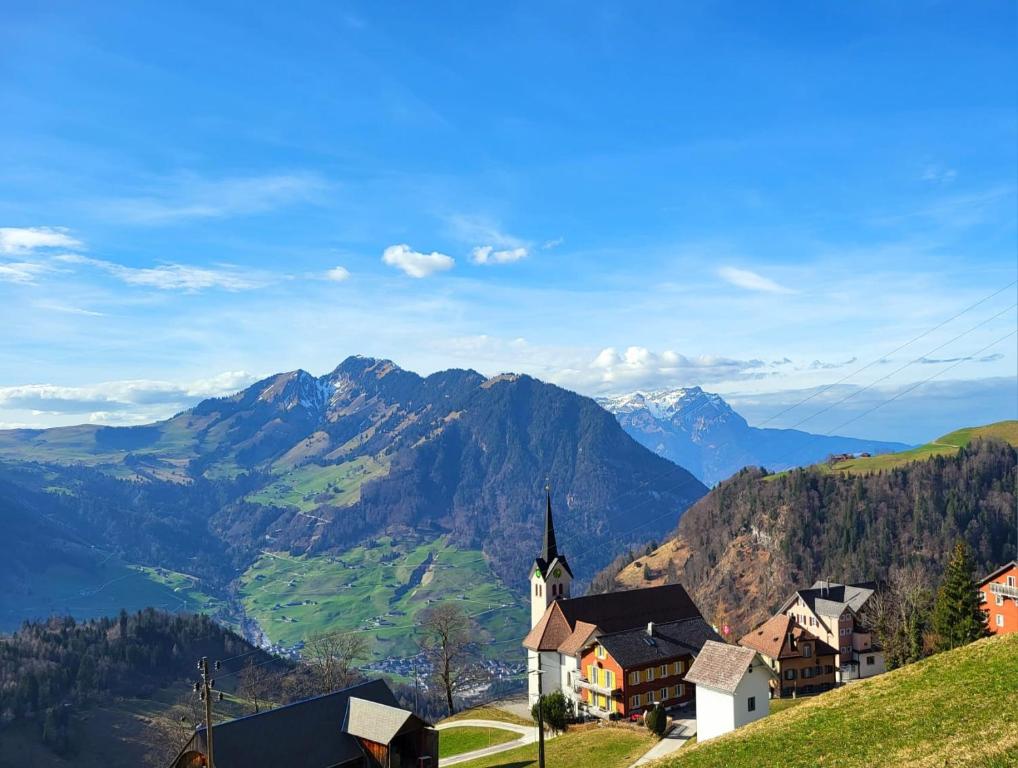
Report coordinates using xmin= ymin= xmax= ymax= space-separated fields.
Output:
xmin=301 ymin=631 xmax=370 ymax=695
xmin=418 ymin=603 xmax=481 ymax=716
xmin=238 ymin=657 xmax=276 ymax=714
xmin=871 ymin=564 xmax=933 ymax=669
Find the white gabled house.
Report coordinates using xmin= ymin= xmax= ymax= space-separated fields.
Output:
xmin=683 ymin=641 xmax=775 ymax=742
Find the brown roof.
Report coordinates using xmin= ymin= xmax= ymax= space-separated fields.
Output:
xmin=522 ymin=584 xmax=705 ymax=654
xmin=739 ymin=615 xmax=837 ymax=660
xmin=558 ymin=621 xmax=599 ymax=657
xmin=683 ymin=641 xmax=759 ymax=694
xmin=522 ymin=602 xmax=573 ymax=651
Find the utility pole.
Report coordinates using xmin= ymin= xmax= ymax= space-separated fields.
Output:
xmin=528 ymin=666 xmax=545 ymax=768
xmin=195 ymin=656 xmax=223 ymax=768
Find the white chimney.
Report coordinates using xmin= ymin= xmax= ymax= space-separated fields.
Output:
xmin=647 ymin=622 xmax=654 ymax=636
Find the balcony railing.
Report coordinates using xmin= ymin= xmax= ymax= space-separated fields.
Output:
xmin=989 ymin=582 xmax=1018 ymax=599
xmin=570 ymin=674 xmax=621 ymax=696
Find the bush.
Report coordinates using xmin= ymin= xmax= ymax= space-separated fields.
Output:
xmin=531 ymin=690 xmax=574 ymax=733
xmin=645 ymin=703 xmax=667 ymax=736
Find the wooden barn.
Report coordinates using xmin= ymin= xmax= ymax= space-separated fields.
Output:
xmin=169 ymin=679 xmax=437 ymax=768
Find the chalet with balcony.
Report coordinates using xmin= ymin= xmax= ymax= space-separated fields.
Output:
xmin=575 ymin=617 xmax=721 ymax=717
xmin=739 ymin=614 xmax=838 ymax=698
xmin=978 ymin=560 xmax=1018 ymax=635
xmin=779 ymin=580 xmax=885 ymax=681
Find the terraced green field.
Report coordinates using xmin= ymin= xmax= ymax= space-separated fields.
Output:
xmin=826 ymin=420 xmax=1018 ymax=475
xmin=245 ymin=456 xmax=388 ymax=512
xmin=237 ymin=535 xmax=526 ymax=660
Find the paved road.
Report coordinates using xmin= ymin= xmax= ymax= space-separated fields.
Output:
xmin=437 ymin=718 xmax=556 ymax=766
xmin=629 ymin=717 xmax=696 ymax=767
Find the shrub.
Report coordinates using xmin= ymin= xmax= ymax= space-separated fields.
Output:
xmin=531 ymin=690 xmax=574 ymax=733
xmin=645 ymin=703 xmax=667 ymax=736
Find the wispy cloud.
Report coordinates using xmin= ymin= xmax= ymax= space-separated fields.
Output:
xmin=99 ymin=173 xmax=325 ymax=225
xmin=382 ymin=244 xmax=454 ymax=278
xmin=59 ymin=254 xmax=270 ymax=292
xmin=0 ymin=226 xmax=83 ymax=255
xmin=471 ymin=245 xmax=528 ymax=264
xmin=0 ymin=261 xmax=52 ymax=284
xmin=450 ymin=215 xmax=533 ymax=266
xmin=0 ymin=371 xmax=259 ymax=418
xmin=718 ymin=266 xmax=793 ymax=294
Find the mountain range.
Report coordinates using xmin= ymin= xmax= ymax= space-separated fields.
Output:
xmin=0 ymin=356 xmax=707 ymax=634
xmin=598 ymin=387 xmax=910 ymax=486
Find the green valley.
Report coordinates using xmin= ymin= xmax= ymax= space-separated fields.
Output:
xmin=236 ymin=535 xmax=527 ymax=660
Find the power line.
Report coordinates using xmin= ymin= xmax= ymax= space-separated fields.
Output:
xmin=754 ymin=280 xmax=1018 ymax=428
xmin=824 ymin=330 xmax=1018 ymax=435
xmin=783 ymin=301 xmax=1017 ymax=431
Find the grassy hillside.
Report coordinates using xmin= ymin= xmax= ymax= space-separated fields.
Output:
xmin=667 ymin=634 xmax=1018 ymax=768
xmin=453 ymin=722 xmax=656 ymax=768
xmin=821 ymin=420 xmax=1018 ymax=476
xmin=237 ymin=534 xmax=527 ymax=660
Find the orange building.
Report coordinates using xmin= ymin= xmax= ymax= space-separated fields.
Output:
xmin=574 ymin=618 xmax=721 ymax=717
xmin=978 ymin=560 xmax=1018 ymax=635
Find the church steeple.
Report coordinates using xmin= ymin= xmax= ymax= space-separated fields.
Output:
xmin=530 ymin=483 xmax=573 ymax=628
xmin=541 ymin=487 xmax=558 ymax=565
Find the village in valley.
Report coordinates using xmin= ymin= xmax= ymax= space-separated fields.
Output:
xmin=159 ymin=489 xmax=1018 ymax=768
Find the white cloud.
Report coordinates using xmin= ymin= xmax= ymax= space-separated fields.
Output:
xmin=382 ymin=244 xmax=454 ymax=278
xmin=0 ymin=226 xmax=82 ymax=255
xmin=718 ymin=266 xmax=793 ymax=294
xmin=556 ymin=346 xmax=768 ymax=393
xmin=59 ymin=254 xmax=268 ymax=292
xmin=324 ymin=266 xmax=351 ymax=282
xmin=0 ymin=371 xmax=259 ymax=417
xmin=471 ymin=245 xmax=529 ymax=265
xmin=100 ymin=173 xmax=325 ymax=225
xmin=921 ymin=164 xmax=957 ymax=184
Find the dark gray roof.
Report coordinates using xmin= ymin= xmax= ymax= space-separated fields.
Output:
xmin=781 ymin=581 xmax=877 ymax=618
xmin=185 ymin=679 xmax=400 ymax=768
xmin=558 ymin=583 xmax=703 ymax=635
xmin=597 ymin=616 xmax=723 ymax=668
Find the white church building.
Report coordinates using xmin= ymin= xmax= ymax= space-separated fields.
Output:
xmin=522 ymin=493 xmax=719 ymax=715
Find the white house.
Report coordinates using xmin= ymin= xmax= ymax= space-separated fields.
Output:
xmin=683 ymin=641 xmax=775 ymax=742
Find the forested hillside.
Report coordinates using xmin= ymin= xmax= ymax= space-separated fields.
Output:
xmin=0 ymin=610 xmax=278 ymax=764
xmin=606 ymin=434 xmax=1017 ymax=634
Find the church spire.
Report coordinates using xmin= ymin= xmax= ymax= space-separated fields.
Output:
xmin=541 ymin=483 xmax=558 ymax=565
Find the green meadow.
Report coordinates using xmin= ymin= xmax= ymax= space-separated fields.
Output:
xmin=236 ymin=534 xmax=527 ymax=660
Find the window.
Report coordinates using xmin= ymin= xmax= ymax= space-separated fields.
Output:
xmin=659 ymin=687 xmax=668 ymax=702
xmin=784 ymin=669 xmax=797 ymax=681
xmin=629 ymin=671 xmax=641 ymax=685
xmin=631 ymin=694 xmax=641 ymax=708
xmin=866 ymin=656 xmax=875 ymax=665
xmin=979 ymin=591 xmax=987 ymax=603
xmin=674 ymin=660 xmax=685 ymax=675
xmin=675 ymin=683 xmax=685 ymax=698
xmin=997 ymin=614 xmax=1005 ymax=628
xmin=647 ymin=667 xmax=655 ymax=682
xmin=996 ymin=595 xmax=1004 ymax=606
xmin=596 ymin=644 xmax=606 ymax=659
xmin=660 ymin=664 xmax=668 ymax=678
xmin=605 ymin=670 xmax=615 ymax=689
xmin=802 ymin=667 xmax=813 ymax=679
xmin=802 ymin=644 xmax=812 ymax=658
xmin=1008 ymin=576 xmax=1016 ymax=588
xmin=747 ymin=696 xmax=756 ymax=712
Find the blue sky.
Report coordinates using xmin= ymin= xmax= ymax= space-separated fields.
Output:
xmin=1 ymin=1 xmax=1015 ymax=443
